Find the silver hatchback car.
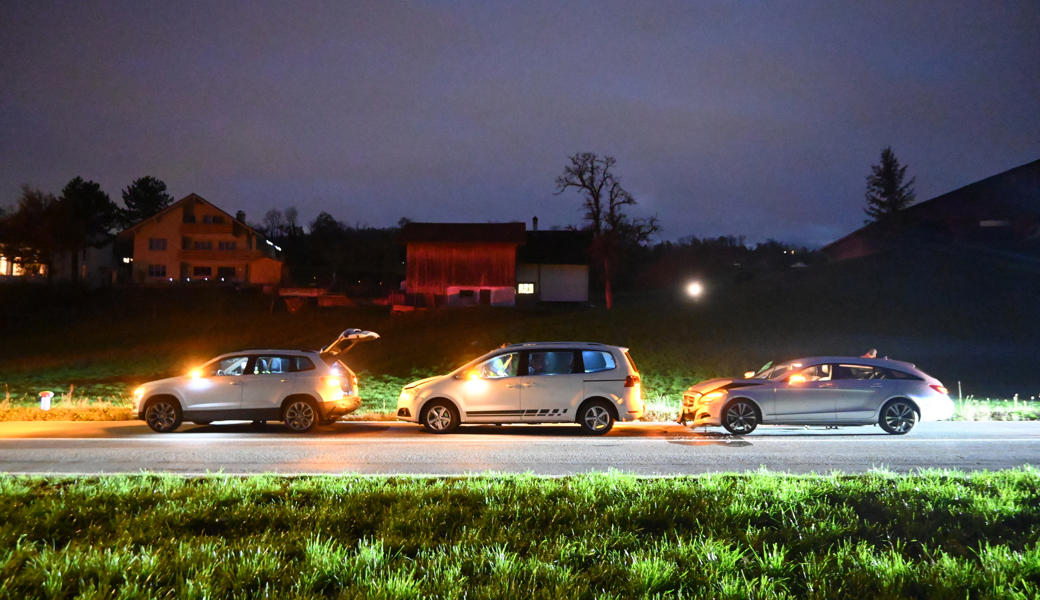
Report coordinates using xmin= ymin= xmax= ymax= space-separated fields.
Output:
xmin=680 ymin=356 xmax=954 ymax=435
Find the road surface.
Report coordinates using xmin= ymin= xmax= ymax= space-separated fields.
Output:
xmin=0 ymin=420 xmax=1037 ymax=475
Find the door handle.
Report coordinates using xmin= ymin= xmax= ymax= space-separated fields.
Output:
xmin=280 ymin=379 xmax=289 ymax=383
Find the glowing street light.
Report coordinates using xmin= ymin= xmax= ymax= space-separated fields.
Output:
xmin=686 ymin=281 xmax=704 ymax=298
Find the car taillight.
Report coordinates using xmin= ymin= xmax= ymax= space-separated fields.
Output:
xmin=351 ymin=374 xmax=358 ymax=391
xmin=624 ymin=375 xmax=641 ymax=387
xmin=930 ymin=384 xmax=948 ymax=395
xmin=322 ymin=376 xmax=342 ymax=389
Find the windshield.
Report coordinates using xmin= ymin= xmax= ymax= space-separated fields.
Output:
xmin=752 ymin=361 xmax=803 ymax=380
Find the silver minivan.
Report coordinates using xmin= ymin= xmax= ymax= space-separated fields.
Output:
xmin=397 ymin=342 xmax=645 ymax=435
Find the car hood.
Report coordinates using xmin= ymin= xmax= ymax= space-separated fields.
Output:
xmin=403 ymin=375 xmax=442 ymax=390
xmin=686 ymin=377 xmax=768 ymax=394
xmin=142 ymin=375 xmax=187 ymax=389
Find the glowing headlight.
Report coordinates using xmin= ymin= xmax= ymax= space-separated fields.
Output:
xmin=701 ymin=390 xmax=726 ymax=403
xmin=399 ymin=388 xmax=416 ymax=402
xmin=133 ymin=386 xmax=145 ymax=399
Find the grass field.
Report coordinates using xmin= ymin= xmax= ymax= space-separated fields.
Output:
xmin=1 ymin=470 xmax=1038 ymax=599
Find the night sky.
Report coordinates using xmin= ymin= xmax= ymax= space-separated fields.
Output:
xmin=2 ymin=1 xmax=1038 ymax=247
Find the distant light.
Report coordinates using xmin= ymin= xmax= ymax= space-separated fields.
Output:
xmin=518 ymin=283 xmax=535 ymax=294
xmin=122 ymin=257 xmax=132 ymax=264
xmin=686 ymin=281 xmax=704 ymax=298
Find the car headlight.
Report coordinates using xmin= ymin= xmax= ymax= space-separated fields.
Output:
xmin=133 ymin=386 xmax=145 ymax=399
xmin=399 ymin=388 xmax=416 ymax=403
xmin=700 ymin=390 xmax=726 ymax=404
xmin=683 ymin=391 xmax=702 ymax=406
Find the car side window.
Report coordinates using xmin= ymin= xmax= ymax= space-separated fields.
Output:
xmin=475 ymin=352 xmax=519 ymax=379
xmin=253 ymin=356 xmax=292 ymax=375
xmin=833 ymin=364 xmax=874 ymax=380
xmin=582 ymin=351 xmax=617 ymax=373
xmin=878 ymin=367 xmax=921 ymax=381
xmin=207 ymin=356 xmax=248 ymax=377
xmin=527 ymin=351 xmax=576 ymax=376
xmin=796 ymin=364 xmax=832 ymax=381
xmin=293 ymin=356 xmax=316 ymax=372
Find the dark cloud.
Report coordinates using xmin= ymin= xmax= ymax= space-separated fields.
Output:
xmin=2 ymin=1 xmax=1038 ymax=246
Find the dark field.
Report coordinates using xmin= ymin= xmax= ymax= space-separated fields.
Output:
xmin=1 ymin=245 xmax=1039 ymax=408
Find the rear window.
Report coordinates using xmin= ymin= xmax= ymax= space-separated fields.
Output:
xmin=293 ymin=356 xmax=316 ymax=372
xmin=623 ymin=351 xmax=639 ymax=373
xmin=582 ymin=351 xmax=617 ymax=373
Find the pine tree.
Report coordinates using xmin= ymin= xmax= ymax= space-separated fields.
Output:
xmin=120 ymin=176 xmax=173 ymax=227
xmin=864 ymin=147 xmax=916 ymax=223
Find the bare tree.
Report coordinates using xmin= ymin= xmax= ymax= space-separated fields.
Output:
xmin=555 ymin=152 xmax=659 ymax=309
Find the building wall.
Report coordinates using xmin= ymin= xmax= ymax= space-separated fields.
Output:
xmin=131 ymin=200 xmax=274 ymax=283
xmin=517 ymin=263 xmax=589 ymax=302
xmin=405 ymin=242 xmax=517 ymax=294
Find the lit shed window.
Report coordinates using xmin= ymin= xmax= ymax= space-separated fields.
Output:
xmin=518 ymin=283 xmax=535 ymax=294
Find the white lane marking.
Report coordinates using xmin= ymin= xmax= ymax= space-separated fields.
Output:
xmin=0 ymin=437 xmax=1038 ymax=444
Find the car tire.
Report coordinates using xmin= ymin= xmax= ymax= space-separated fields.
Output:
xmin=879 ymin=400 xmax=918 ymax=435
xmin=282 ymin=398 xmax=319 ymax=433
xmin=144 ymin=398 xmax=182 ymax=433
xmin=421 ymin=400 xmax=459 ymax=434
xmin=578 ymin=400 xmax=615 ymax=435
xmin=721 ymin=399 xmax=758 ymax=435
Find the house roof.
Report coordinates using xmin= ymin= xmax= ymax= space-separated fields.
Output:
xmin=398 ymin=222 xmax=527 ymax=244
xmin=518 ymin=230 xmax=592 ymax=265
xmin=116 ymin=193 xmax=266 ymax=240
xmin=822 ymin=158 xmax=1040 ymax=255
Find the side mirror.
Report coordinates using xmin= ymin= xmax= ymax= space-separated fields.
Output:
xmin=743 ymin=371 xmax=755 ymax=379
xmin=455 ymin=369 xmax=480 ymax=380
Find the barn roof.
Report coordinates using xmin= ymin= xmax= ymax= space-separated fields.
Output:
xmin=399 ymin=222 xmax=527 ymax=244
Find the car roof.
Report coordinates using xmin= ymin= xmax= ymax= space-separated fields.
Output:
xmin=789 ymin=356 xmax=918 ymax=371
xmin=503 ymin=342 xmax=628 ymax=351
xmin=214 ymin=349 xmax=321 ymax=358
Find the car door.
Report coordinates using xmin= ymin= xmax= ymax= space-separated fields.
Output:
xmin=184 ymin=355 xmax=247 ymax=413
xmin=520 ymin=350 xmax=583 ymax=422
xmin=770 ymin=364 xmax=838 ymax=422
xmin=240 ymin=355 xmax=297 ymax=415
xmin=832 ymin=364 xmax=891 ymax=421
xmin=460 ymin=352 xmax=523 ymax=421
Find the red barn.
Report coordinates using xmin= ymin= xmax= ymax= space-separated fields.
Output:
xmin=399 ymin=222 xmax=527 ymax=307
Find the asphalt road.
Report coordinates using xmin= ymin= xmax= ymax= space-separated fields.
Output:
xmin=0 ymin=420 xmax=1038 ymax=475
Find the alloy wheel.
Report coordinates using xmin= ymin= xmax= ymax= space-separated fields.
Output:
xmin=724 ymin=402 xmax=757 ymax=434
xmin=146 ymin=402 xmax=178 ymax=432
xmin=427 ymin=406 xmax=453 ymax=431
xmin=285 ymin=401 xmax=316 ymax=432
xmin=583 ymin=406 xmax=611 ymax=431
xmin=883 ymin=402 xmax=916 ymax=433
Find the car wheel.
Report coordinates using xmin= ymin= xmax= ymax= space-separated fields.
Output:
xmin=579 ymin=400 xmax=615 ymax=435
xmin=879 ymin=400 xmax=917 ymax=435
xmin=283 ymin=398 xmax=319 ymax=433
xmin=144 ymin=398 xmax=182 ymax=433
xmin=422 ymin=401 xmax=459 ymax=434
xmin=721 ymin=400 xmax=758 ymax=435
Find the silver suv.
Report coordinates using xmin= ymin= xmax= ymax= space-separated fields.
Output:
xmin=133 ymin=329 xmax=378 ymax=433
xmin=397 ymin=342 xmax=645 ymax=435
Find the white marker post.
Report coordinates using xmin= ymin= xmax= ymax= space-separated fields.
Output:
xmin=39 ymin=391 xmax=53 ymax=411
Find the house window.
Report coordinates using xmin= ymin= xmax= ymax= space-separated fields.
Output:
xmin=518 ymin=283 xmax=535 ymax=294
xmin=217 ymin=267 xmax=236 ymax=279
xmin=147 ymin=264 xmax=167 ymax=277
xmin=148 ymin=238 xmax=167 ymax=251
xmin=194 ymin=240 xmax=213 ymax=250
xmin=218 ymin=241 xmax=237 ymax=250
xmin=202 ymin=215 xmax=226 ymax=224
xmin=193 ymin=266 xmax=212 ymax=277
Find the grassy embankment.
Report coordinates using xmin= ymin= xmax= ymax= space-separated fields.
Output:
xmin=1 ymin=470 xmax=1038 ymax=599
xmin=2 ymin=244 xmax=1039 ymax=421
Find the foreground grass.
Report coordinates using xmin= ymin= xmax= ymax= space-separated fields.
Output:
xmin=1 ymin=470 xmax=1039 ymax=599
